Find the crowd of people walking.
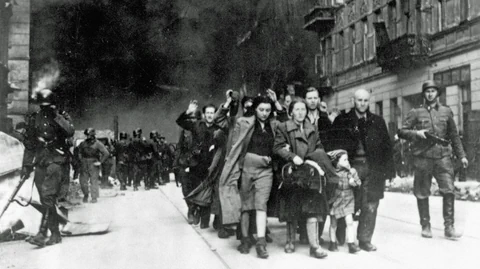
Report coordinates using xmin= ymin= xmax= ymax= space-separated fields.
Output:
xmin=15 ymin=79 xmax=468 ymax=254
xmin=172 ymin=80 xmax=468 ymax=260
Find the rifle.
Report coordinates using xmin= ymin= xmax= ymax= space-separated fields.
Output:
xmin=0 ymin=174 xmax=31 ymax=220
xmin=425 ymin=132 xmax=450 ymax=147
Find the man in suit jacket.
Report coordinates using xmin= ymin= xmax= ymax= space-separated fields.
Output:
xmin=329 ymin=89 xmax=395 ymax=251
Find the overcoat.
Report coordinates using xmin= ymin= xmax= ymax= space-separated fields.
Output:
xmin=273 ymin=119 xmax=335 ymax=221
xmin=329 ymin=110 xmax=395 ymax=201
xmin=218 ymin=116 xmax=279 ymax=225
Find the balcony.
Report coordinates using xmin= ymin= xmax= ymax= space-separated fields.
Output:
xmin=376 ymin=34 xmax=432 ymax=71
xmin=303 ymin=6 xmax=335 ymax=35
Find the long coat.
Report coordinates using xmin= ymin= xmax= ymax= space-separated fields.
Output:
xmin=329 ymin=110 xmax=395 ymax=200
xmin=273 ymin=119 xmax=334 ymax=221
xmin=219 ymin=116 xmax=279 ymax=225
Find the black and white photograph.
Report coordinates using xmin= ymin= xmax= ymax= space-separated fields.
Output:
xmin=0 ymin=0 xmax=479 ymax=268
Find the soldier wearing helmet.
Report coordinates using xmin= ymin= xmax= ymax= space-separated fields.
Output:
xmin=129 ymin=127 xmax=152 ymax=190
xmin=78 ymin=128 xmax=110 ymax=203
xmin=21 ymin=89 xmax=75 ymax=247
xmin=399 ymin=79 xmax=468 ymax=240
xmin=114 ymin=131 xmax=130 ymax=190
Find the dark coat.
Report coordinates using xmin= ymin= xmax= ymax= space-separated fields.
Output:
xmin=273 ymin=119 xmax=334 ymax=221
xmin=329 ymin=109 xmax=395 ymax=200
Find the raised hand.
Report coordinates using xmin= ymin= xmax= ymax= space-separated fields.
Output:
xmin=187 ymin=100 xmax=198 ymax=114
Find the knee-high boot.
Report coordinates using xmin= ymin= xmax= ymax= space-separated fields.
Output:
xmin=417 ymin=198 xmax=432 ymax=238
xmin=46 ymin=209 xmax=62 ymax=245
xmin=29 ymin=208 xmax=50 ymax=247
xmin=443 ymin=194 xmax=461 ymax=240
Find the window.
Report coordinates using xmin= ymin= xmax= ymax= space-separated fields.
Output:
xmin=376 ymin=101 xmax=383 ymax=117
xmin=338 ymin=31 xmax=344 ymax=71
xmin=373 ymin=9 xmax=383 ymax=54
xmin=433 ymin=65 xmax=471 ymax=121
xmin=363 ymin=19 xmax=368 ymax=61
xmin=460 ymin=0 xmax=469 ymax=22
xmin=326 ymin=36 xmax=333 ymax=75
xmin=350 ymin=24 xmax=356 ymax=67
xmin=388 ymin=1 xmax=397 ymax=39
xmin=444 ymin=0 xmax=458 ymax=28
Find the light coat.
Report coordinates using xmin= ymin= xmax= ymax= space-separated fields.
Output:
xmin=219 ymin=116 xmax=278 ymax=225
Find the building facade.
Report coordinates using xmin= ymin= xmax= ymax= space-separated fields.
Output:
xmin=305 ymin=0 xmax=480 ymax=175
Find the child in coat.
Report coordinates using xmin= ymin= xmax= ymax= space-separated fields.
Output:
xmin=327 ymin=149 xmax=361 ymax=254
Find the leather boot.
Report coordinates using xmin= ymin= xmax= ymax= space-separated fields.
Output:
xmin=46 ymin=210 xmax=62 ymax=246
xmin=255 ymin=237 xmax=269 ymax=259
xmin=328 ymin=242 xmax=338 ymax=252
xmin=417 ymin=198 xmax=432 ymax=238
xmin=237 ymin=237 xmax=251 ymax=254
xmin=29 ymin=208 xmax=50 ymax=247
xmin=348 ymin=243 xmax=360 ymax=254
xmin=443 ymin=194 xmax=461 ymax=240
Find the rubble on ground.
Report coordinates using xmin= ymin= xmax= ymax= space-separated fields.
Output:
xmin=386 ymin=176 xmax=480 ymax=202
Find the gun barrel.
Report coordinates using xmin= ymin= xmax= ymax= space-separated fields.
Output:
xmin=0 ymin=176 xmax=28 ymax=220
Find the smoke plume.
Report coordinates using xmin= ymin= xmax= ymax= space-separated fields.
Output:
xmin=31 ymin=60 xmax=60 ymax=100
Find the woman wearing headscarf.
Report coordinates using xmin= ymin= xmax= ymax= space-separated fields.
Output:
xmin=273 ymin=98 xmax=335 ymax=259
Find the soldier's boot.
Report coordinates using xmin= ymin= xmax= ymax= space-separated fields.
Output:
xmin=417 ymin=198 xmax=432 ymax=238
xmin=443 ymin=194 xmax=461 ymax=240
xmin=46 ymin=210 xmax=62 ymax=246
xmin=28 ymin=208 xmax=50 ymax=247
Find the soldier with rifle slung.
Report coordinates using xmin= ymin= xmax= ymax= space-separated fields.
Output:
xmin=398 ymin=80 xmax=468 ymax=240
xmin=21 ymin=89 xmax=75 ymax=247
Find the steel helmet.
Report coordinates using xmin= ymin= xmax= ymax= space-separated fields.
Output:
xmin=150 ymin=130 xmax=159 ymax=139
xmin=36 ymin=89 xmax=56 ymax=106
xmin=84 ymin=128 xmax=96 ymax=136
xmin=422 ymin=80 xmax=441 ymax=95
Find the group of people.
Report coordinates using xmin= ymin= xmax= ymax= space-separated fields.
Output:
xmin=16 ymin=78 xmax=468 ymax=254
xmin=74 ymin=127 xmax=175 ymax=202
xmin=175 ymin=80 xmax=468 ymax=260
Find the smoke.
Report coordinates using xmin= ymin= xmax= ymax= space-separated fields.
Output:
xmin=29 ymin=0 xmax=317 ymax=139
xmin=31 ymin=59 xmax=60 ymax=100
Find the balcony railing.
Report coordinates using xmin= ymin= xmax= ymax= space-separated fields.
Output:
xmin=303 ymin=5 xmax=336 ymax=35
xmin=376 ymin=34 xmax=432 ymax=71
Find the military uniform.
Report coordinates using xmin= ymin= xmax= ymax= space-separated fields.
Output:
xmin=22 ymin=104 xmax=75 ymax=246
xmin=78 ymin=138 xmax=109 ymax=201
xmin=99 ymin=138 xmax=115 ymax=188
xmin=399 ymin=101 xmax=465 ymax=238
xmin=129 ymin=134 xmax=150 ymax=190
xmin=157 ymin=141 xmax=174 ymax=184
xmin=144 ymin=137 xmax=158 ymax=189
xmin=114 ymin=136 xmax=130 ymax=190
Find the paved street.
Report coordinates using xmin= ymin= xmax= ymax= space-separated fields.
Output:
xmin=1 ymin=183 xmax=479 ymax=269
